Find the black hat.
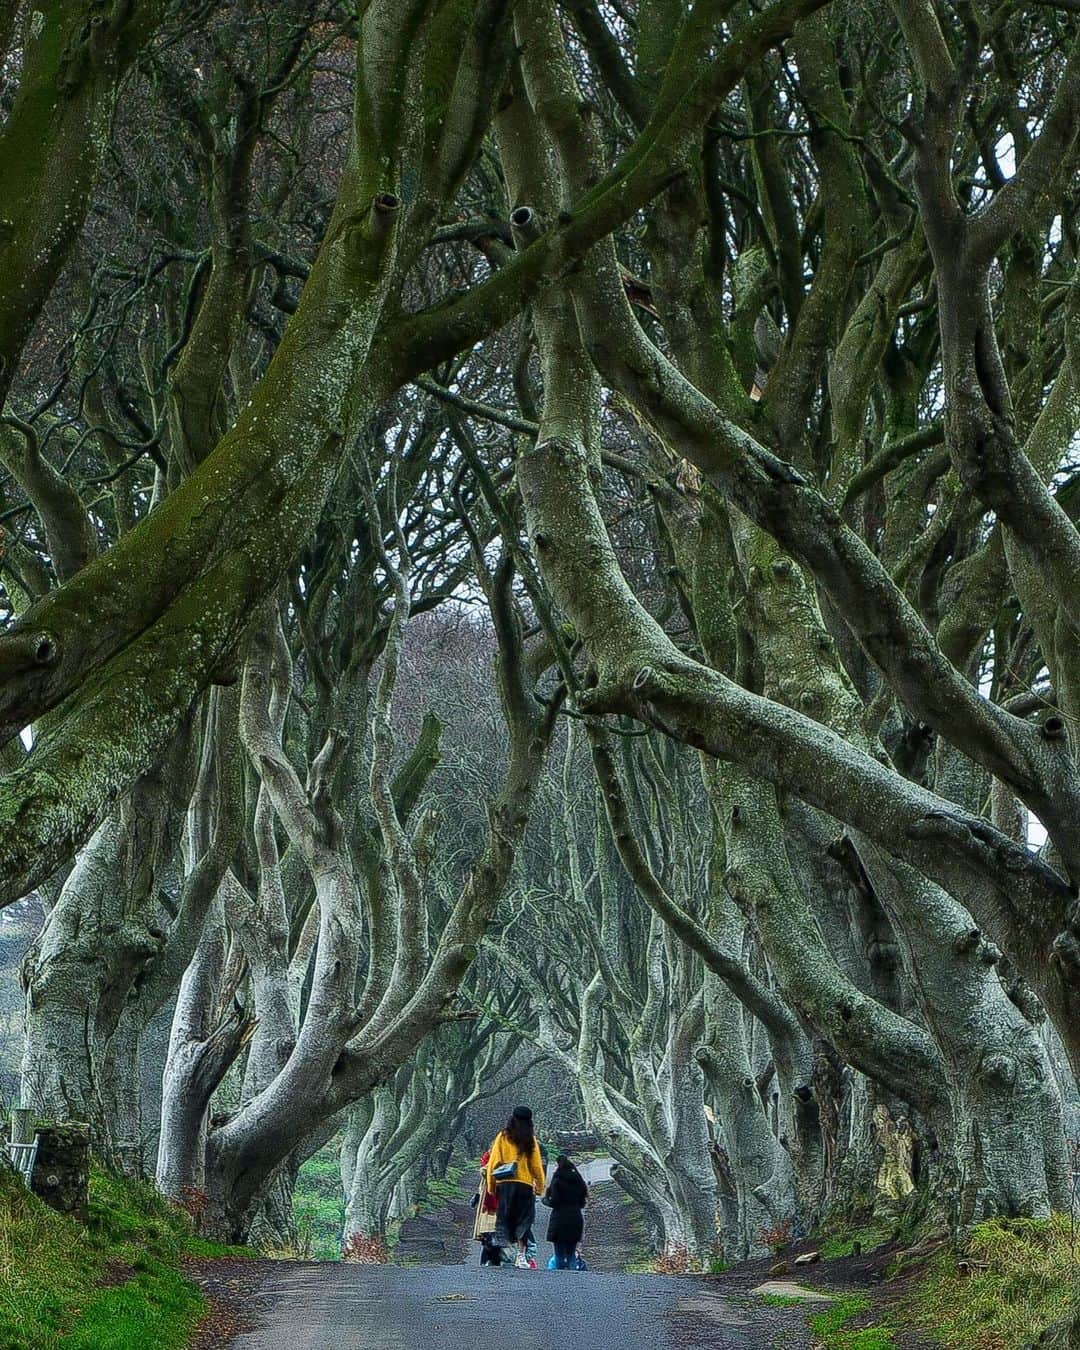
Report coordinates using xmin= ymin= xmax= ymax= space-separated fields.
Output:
xmin=511 ymin=1105 xmax=533 ymax=1121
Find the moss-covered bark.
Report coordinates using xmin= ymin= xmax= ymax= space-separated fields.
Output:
xmin=0 ymin=1 xmax=165 ymax=407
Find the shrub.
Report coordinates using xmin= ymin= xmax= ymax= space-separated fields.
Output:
xmin=341 ymin=1231 xmax=389 ymax=1264
xmin=177 ymin=1184 xmax=210 ymax=1229
xmin=758 ymin=1217 xmax=794 ymax=1253
xmin=653 ymin=1242 xmax=690 ymax=1274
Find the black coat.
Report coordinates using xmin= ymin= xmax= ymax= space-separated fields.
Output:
xmin=544 ymin=1169 xmax=588 ymax=1244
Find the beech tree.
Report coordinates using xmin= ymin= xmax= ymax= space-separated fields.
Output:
xmin=3 ymin=0 xmax=1080 ymax=1260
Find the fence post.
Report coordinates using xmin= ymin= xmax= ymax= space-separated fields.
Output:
xmin=31 ymin=1123 xmax=90 ymax=1221
xmin=9 ymin=1107 xmax=35 ymax=1147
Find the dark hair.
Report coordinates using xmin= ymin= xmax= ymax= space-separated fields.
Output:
xmin=504 ymin=1112 xmax=535 ymax=1151
xmin=555 ymin=1154 xmax=587 ymax=1203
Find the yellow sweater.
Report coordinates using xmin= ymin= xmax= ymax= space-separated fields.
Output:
xmin=485 ymin=1131 xmax=545 ymax=1195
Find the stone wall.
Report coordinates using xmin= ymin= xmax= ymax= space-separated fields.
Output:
xmin=29 ymin=1121 xmax=90 ymax=1224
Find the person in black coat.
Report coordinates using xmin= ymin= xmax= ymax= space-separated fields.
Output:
xmin=544 ymin=1155 xmax=588 ymax=1269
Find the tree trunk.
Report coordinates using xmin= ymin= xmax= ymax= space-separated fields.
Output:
xmin=859 ymin=846 xmax=1071 ymax=1222
xmin=700 ymin=970 xmax=796 ymax=1259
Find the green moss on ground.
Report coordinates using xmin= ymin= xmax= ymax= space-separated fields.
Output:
xmin=0 ymin=1163 xmax=248 ymax=1349
xmin=418 ymin=1163 xmax=468 ymax=1213
xmin=808 ymin=1294 xmax=897 ymax=1349
xmin=908 ymin=1215 xmax=1079 ymax=1350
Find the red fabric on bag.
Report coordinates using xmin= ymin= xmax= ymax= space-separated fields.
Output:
xmin=479 ymin=1151 xmax=498 ymax=1212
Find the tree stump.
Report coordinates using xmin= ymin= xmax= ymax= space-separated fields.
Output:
xmin=30 ymin=1122 xmax=90 ymax=1224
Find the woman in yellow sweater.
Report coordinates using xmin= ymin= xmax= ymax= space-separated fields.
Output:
xmin=485 ymin=1105 xmax=546 ymax=1269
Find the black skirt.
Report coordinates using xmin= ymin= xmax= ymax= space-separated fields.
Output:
xmin=493 ymin=1181 xmax=535 ymax=1245
xmin=546 ymin=1205 xmax=584 ymax=1246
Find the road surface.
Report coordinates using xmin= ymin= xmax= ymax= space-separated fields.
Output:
xmin=199 ymin=1166 xmax=813 ymax=1348
xmin=224 ymin=1260 xmax=811 ymax=1349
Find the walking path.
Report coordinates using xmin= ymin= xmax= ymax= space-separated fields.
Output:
xmin=195 ymin=1167 xmax=815 ymax=1349
xmin=221 ymin=1260 xmax=811 ymax=1349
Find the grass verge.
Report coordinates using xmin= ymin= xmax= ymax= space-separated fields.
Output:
xmin=0 ymin=1162 xmax=248 ymax=1349
xmin=808 ymin=1294 xmax=897 ymax=1349
xmin=908 ymin=1215 xmax=1079 ymax=1350
xmin=419 ymin=1163 xmax=468 ymax=1214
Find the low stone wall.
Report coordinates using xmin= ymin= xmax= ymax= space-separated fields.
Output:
xmin=554 ymin=1129 xmax=601 ymax=1153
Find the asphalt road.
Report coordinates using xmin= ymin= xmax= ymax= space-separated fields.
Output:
xmin=214 ymin=1165 xmax=812 ymax=1349
xmin=225 ymin=1260 xmax=811 ymax=1350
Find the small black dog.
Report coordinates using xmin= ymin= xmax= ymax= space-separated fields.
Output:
xmin=479 ymin=1237 xmax=502 ymax=1266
